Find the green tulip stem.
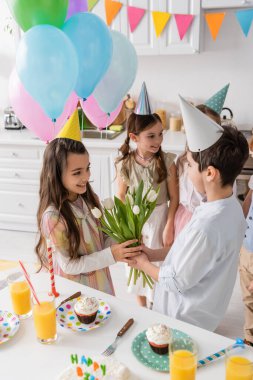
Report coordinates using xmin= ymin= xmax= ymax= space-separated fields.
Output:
xmin=127 ymin=267 xmax=133 ymax=286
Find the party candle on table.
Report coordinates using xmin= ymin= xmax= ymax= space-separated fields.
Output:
xmin=47 ymin=240 xmax=59 ymax=297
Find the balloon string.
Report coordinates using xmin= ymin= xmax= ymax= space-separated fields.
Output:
xmin=81 ymin=106 xmax=84 ymax=134
xmin=53 ymin=119 xmax=56 ymax=141
xmin=105 ymin=113 xmax=110 ymax=139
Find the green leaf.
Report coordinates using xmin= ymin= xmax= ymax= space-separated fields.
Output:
xmin=134 ymin=180 xmax=144 ymax=206
xmin=143 ymin=201 xmax=157 ymax=225
xmin=142 ymin=184 xmax=152 ymax=203
xmin=99 ymin=227 xmax=123 ymax=243
xmin=125 ymin=202 xmax=136 ymax=236
xmin=104 ymin=208 xmax=121 ymax=235
xmin=114 ymin=196 xmax=127 ymax=224
xmin=120 ymin=219 xmax=135 ymax=240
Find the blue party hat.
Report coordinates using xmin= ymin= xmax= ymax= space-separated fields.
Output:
xmin=135 ymin=82 xmax=152 ymax=115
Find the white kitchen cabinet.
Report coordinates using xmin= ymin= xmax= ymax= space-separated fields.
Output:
xmin=89 ymin=153 xmax=113 ymax=200
xmin=92 ymin=0 xmax=200 ymax=55
xmin=159 ymin=0 xmax=200 ymax=54
xmin=202 ymin=0 xmax=253 ymax=9
xmin=0 ymin=143 xmax=43 ymax=232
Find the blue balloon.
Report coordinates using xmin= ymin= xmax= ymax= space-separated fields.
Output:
xmin=16 ymin=25 xmax=78 ymax=120
xmin=63 ymin=13 xmax=112 ymax=99
xmin=93 ymin=31 xmax=137 ymax=114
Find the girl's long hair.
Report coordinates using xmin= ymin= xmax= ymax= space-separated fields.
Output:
xmin=35 ymin=138 xmax=100 ymax=270
xmin=116 ymin=113 xmax=167 ymax=183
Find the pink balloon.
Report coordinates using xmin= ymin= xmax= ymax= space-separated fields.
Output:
xmin=80 ymin=95 xmax=123 ymax=130
xmin=9 ymin=69 xmax=78 ymax=142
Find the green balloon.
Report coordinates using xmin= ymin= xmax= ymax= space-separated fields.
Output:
xmin=6 ymin=0 xmax=69 ymax=31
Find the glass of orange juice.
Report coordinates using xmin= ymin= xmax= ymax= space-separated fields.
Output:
xmin=8 ymin=273 xmax=32 ymax=319
xmin=225 ymin=344 xmax=253 ymax=380
xmin=32 ymin=292 xmax=57 ymax=344
xmin=169 ymin=335 xmax=197 ymax=380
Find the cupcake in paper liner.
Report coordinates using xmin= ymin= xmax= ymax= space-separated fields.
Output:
xmin=146 ymin=324 xmax=171 ymax=355
xmin=74 ymin=296 xmax=99 ymax=324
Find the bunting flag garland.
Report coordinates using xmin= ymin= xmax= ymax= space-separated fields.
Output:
xmin=174 ymin=14 xmax=194 ymax=40
xmin=235 ymin=9 xmax=253 ymax=37
xmin=127 ymin=6 xmax=146 ymax=33
xmin=205 ymin=13 xmax=225 ymax=41
xmin=86 ymin=0 xmax=253 ymax=42
xmin=105 ymin=0 xmax=122 ymax=26
xmin=88 ymin=0 xmax=99 ymax=11
xmin=152 ymin=11 xmax=171 ymax=38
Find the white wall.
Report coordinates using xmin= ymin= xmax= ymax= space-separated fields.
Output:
xmin=0 ymin=8 xmax=252 ymax=127
xmin=131 ymin=9 xmax=253 ymax=128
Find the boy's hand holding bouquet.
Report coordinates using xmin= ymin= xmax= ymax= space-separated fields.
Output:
xmin=91 ymin=180 xmax=159 ymax=289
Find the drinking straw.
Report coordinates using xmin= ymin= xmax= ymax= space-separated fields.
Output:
xmin=47 ymin=239 xmax=60 ymax=298
xmin=18 ymin=260 xmax=40 ymax=305
xmin=197 ymin=338 xmax=245 ymax=367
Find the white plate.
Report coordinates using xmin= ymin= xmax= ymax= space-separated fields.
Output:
xmin=56 ymin=298 xmax=111 ymax=332
xmin=0 ymin=310 xmax=20 ymax=344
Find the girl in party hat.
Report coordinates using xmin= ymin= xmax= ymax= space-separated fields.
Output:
xmin=174 ymin=84 xmax=229 ymax=237
xmin=126 ymin=96 xmax=248 ymax=331
xmin=115 ymin=82 xmax=179 ymax=308
xmin=36 ymin=110 xmax=142 ymax=295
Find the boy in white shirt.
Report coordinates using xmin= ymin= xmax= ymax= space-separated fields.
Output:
xmin=128 ymin=96 xmax=249 ymax=331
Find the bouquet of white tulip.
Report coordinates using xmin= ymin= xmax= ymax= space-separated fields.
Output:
xmin=91 ymin=180 xmax=159 ymax=289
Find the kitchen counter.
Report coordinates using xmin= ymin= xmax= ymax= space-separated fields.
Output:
xmin=0 ymin=127 xmax=186 ymax=153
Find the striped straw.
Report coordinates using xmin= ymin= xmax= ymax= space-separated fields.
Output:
xmin=197 ymin=338 xmax=245 ymax=368
xmin=47 ymin=239 xmax=59 ymax=298
xmin=18 ymin=260 xmax=40 ymax=305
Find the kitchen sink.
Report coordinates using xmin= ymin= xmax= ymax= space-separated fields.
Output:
xmin=81 ymin=128 xmax=124 ymax=140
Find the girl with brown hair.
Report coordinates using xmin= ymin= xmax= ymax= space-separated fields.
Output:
xmin=115 ymin=83 xmax=178 ymax=307
xmin=36 ymin=137 xmax=142 ymax=295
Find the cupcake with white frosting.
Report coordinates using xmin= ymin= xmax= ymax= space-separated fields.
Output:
xmin=146 ymin=324 xmax=171 ymax=355
xmin=74 ymin=296 xmax=99 ymax=324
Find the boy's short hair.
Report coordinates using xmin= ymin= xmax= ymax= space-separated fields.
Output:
xmin=191 ymin=125 xmax=249 ymax=186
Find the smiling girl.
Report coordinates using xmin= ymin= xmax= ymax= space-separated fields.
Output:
xmin=36 ymin=138 xmax=142 ymax=295
xmin=116 ymin=110 xmax=179 ymax=307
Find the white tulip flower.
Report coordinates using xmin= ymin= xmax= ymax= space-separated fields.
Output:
xmin=91 ymin=207 xmax=102 ymax=219
xmin=132 ymin=205 xmax=140 ymax=215
xmin=126 ymin=193 xmax=134 ymax=206
xmin=146 ymin=190 xmax=158 ymax=203
xmin=102 ymin=198 xmax=114 ymax=210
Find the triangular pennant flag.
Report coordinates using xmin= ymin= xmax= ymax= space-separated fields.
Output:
xmin=127 ymin=6 xmax=145 ymax=33
xmin=205 ymin=13 xmax=225 ymax=40
xmin=152 ymin=11 xmax=171 ymax=37
xmin=179 ymin=95 xmax=224 ymax=152
xmin=88 ymin=0 xmax=99 ymax=11
xmin=105 ymin=0 xmax=122 ymax=26
xmin=235 ymin=9 xmax=253 ymax=37
xmin=174 ymin=14 xmax=194 ymax=40
xmin=56 ymin=109 xmax=81 ymax=142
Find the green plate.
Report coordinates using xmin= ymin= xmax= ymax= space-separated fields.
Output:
xmin=131 ymin=329 xmax=194 ymax=372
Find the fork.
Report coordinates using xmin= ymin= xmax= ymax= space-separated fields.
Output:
xmin=102 ymin=318 xmax=134 ymax=356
